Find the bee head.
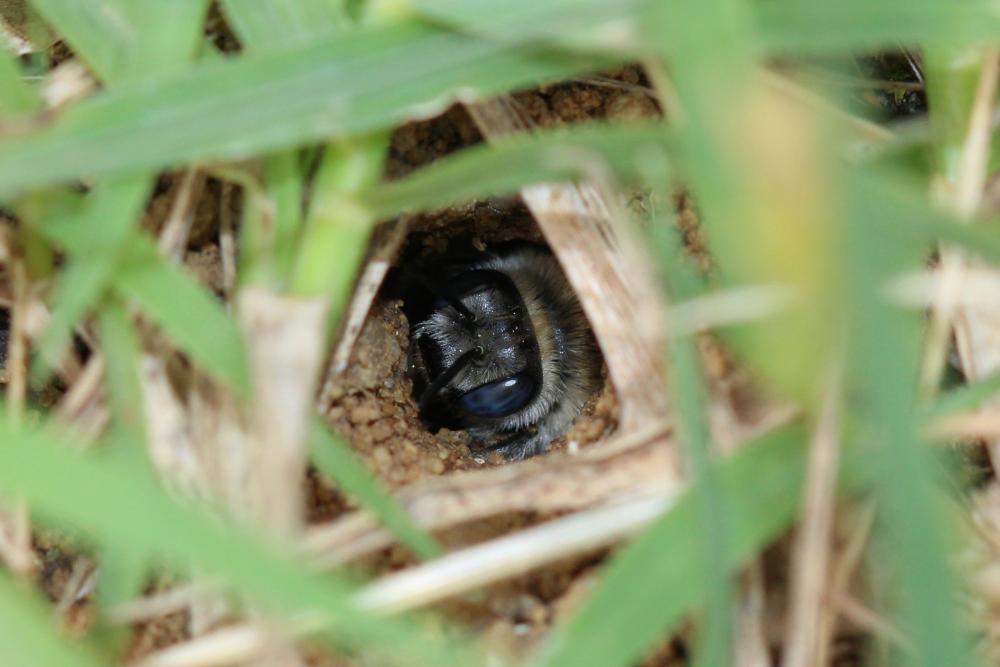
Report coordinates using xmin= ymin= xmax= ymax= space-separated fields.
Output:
xmin=406 ymin=269 xmax=542 ymax=429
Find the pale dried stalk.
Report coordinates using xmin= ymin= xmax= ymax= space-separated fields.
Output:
xmin=56 ymin=354 xmax=105 ymax=428
xmin=0 ymin=0 xmax=34 ymax=56
xmin=734 ymin=565 xmax=772 ymax=667
xmin=834 ymin=593 xmax=909 ymax=651
xmin=0 ymin=518 xmax=30 ymax=575
xmin=357 ymin=492 xmax=671 ymax=614
xmin=110 ymin=582 xmax=206 ymax=625
xmin=0 ymin=276 xmax=87 ymax=393
xmin=121 ymin=413 xmax=793 ymax=638
xmin=955 ymin=51 xmax=1000 ymax=219
xmin=152 ymin=292 xmax=326 ymax=660
xmin=758 ymin=69 xmax=894 ymax=148
xmin=41 ymin=60 xmax=96 ymax=110
xmin=158 ymin=169 xmax=206 ymax=262
xmin=929 ymin=410 xmax=1000 ymax=440
xmin=133 ymin=217 xmax=329 ymax=663
xmin=219 ymin=183 xmax=237 ymax=301
xmin=922 ymin=50 xmax=1000 ymax=406
xmin=141 ymin=353 xmax=205 ymax=496
xmin=305 ymin=422 xmax=676 ymax=567
xmin=0 ymin=258 xmax=32 ymax=575
xmin=134 ymin=414 xmax=792 ymax=667
xmin=116 ymin=495 xmax=671 ymax=628
xmin=466 ymin=96 xmax=671 ymax=434
xmin=306 ymin=398 xmax=795 ymax=568
xmin=816 ymin=504 xmax=875 ymax=667
xmin=666 ymin=284 xmax=798 ymax=338
xmin=133 ymin=496 xmax=671 ymax=667
xmin=132 ymin=624 xmax=271 ymax=667
xmin=321 ymin=218 xmax=409 ymax=381
xmin=888 ymin=266 xmax=1000 ymax=310
xmin=7 ymin=258 xmax=26 ymax=420
xmin=54 ymin=557 xmax=96 ymax=618
xmin=235 ymin=289 xmax=328 ymax=535
xmin=781 ymin=356 xmax=844 ymax=667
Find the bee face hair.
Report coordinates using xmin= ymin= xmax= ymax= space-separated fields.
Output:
xmin=398 ymin=242 xmax=602 ymax=460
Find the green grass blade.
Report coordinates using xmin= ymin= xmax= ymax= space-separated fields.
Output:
xmin=533 ymin=424 xmax=807 ymax=667
xmin=33 ymin=174 xmax=151 ymax=380
xmin=226 ymin=150 xmax=309 ymax=289
xmin=924 ymin=46 xmax=987 ymax=181
xmin=0 ymin=49 xmax=39 ymax=115
xmin=30 ymin=0 xmax=208 ymax=83
xmin=364 ymin=122 xmax=671 ymax=219
xmin=265 ymin=151 xmax=306 ymax=283
xmin=411 ymin=0 xmax=648 ymax=54
xmin=96 ymin=299 xmax=146 ymax=445
xmin=30 ymin=0 xmax=210 ymax=376
xmin=657 ymin=197 xmax=732 ymax=667
xmin=116 ymin=0 xmax=210 ymax=79
xmin=311 ymin=418 xmax=442 ymax=560
xmin=412 ymin=0 xmax=1000 ymax=61
xmin=846 ymin=173 xmax=980 ymax=667
xmin=756 ymin=0 xmax=1000 ymax=55
xmin=907 ymin=211 xmax=1000 ymax=263
xmin=29 ymin=0 xmax=126 ymax=82
xmin=113 ymin=237 xmax=249 ymax=394
xmin=218 ymin=0 xmax=326 ymax=287
xmin=220 ymin=0 xmax=345 ymax=52
xmin=0 ymin=570 xmax=105 ymax=667
xmin=0 ymin=419 xmax=482 ymax=666
xmin=291 ymin=136 xmax=386 ymax=300
xmin=927 ymin=372 xmax=1000 ymax=422
xmin=0 ymin=21 xmax=606 ymax=196
xmin=853 ymin=170 xmax=1000 ymax=265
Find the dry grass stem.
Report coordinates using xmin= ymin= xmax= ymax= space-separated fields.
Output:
xmin=304 ymin=422 xmax=677 ymax=567
xmin=219 ymin=182 xmax=237 ymax=301
xmin=0 ymin=257 xmax=31 ymax=575
xmin=781 ymin=356 xmax=845 ymax=667
xmin=131 ymin=624 xmax=270 ymax=667
xmin=53 ymin=557 xmax=95 ymax=618
xmin=466 ymin=95 xmax=670 ymax=433
xmin=0 ymin=509 xmax=32 ymax=575
xmin=956 ymin=51 xmax=1000 ymax=217
xmin=136 ymin=413 xmax=789 ymax=667
xmin=40 ymin=60 xmax=96 ymax=109
xmin=140 ymin=353 xmax=204 ymax=494
xmin=356 ymin=493 xmax=671 ymax=614
xmin=922 ymin=50 xmax=1000 ymax=400
xmin=322 ymin=219 xmax=410 ymax=379
xmin=817 ymin=504 xmax=876 ymax=666
xmin=929 ymin=410 xmax=1000 ymax=439
xmin=758 ymin=69 xmax=894 ymax=148
xmin=306 ymin=397 xmax=794 ymax=568
xmin=109 ymin=583 xmax=205 ymax=625
xmin=888 ymin=266 xmax=1000 ymax=310
xmin=236 ymin=289 xmax=328 ymax=534
xmin=665 ymin=284 xmax=798 ymax=337
xmin=835 ymin=593 xmax=909 ymax=651
xmin=7 ymin=257 xmax=26 ymax=421
xmin=134 ymin=265 xmax=329 ymax=663
xmin=158 ymin=169 xmax=206 ymax=262
xmin=0 ymin=4 xmax=33 ymax=56
xmin=55 ymin=355 xmax=108 ymax=445
xmin=734 ymin=565 xmax=772 ymax=667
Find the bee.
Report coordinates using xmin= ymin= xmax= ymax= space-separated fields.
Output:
xmin=395 ymin=241 xmax=602 ymax=461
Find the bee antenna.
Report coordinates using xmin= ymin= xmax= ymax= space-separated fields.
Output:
xmin=417 ymin=346 xmax=481 ymax=412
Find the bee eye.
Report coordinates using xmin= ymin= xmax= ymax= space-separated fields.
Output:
xmin=459 ymin=373 xmax=536 ymax=418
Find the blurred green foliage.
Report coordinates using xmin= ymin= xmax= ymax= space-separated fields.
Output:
xmin=0 ymin=0 xmax=998 ymax=666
